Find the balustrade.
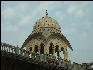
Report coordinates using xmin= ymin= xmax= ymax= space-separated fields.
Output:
xmin=1 ymin=42 xmax=92 ymax=70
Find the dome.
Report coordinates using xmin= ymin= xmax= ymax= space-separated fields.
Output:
xmin=32 ymin=10 xmax=61 ymax=33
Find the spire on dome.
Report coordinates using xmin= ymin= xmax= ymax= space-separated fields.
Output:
xmin=46 ymin=10 xmax=48 ymax=16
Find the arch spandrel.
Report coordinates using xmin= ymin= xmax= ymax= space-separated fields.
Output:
xmin=46 ymin=38 xmax=66 ymax=52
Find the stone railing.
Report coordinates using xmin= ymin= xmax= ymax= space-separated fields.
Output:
xmin=1 ymin=42 xmax=92 ymax=70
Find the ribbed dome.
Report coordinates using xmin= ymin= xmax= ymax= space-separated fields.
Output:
xmin=32 ymin=15 xmax=61 ymax=33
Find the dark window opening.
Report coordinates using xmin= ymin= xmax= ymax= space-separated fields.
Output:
xmin=30 ymin=47 xmax=32 ymax=51
xmin=35 ymin=45 xmax=38 ymax=53
xmin=55 ymin=45 xmax=59 ymax=56
xmin=61 ymin=47 xmax=64 ymax=51
xmin=49 ymin=43 xmax=53 ymax=54
xmin=40 ymin=43 xmax=44 ymax=54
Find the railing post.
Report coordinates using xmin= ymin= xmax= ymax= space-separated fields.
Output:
xmin=11 ymin=47 xmax=14 ymax=53
xmin=6 ymin=44 xmax=9 ymax=52
xmin=3 ymin=43 xmax=6 ymax=51
xmin=32 ymin=52 xmax=35 ymax=59
xmin=20 ymin=48 xmax=23 ymax=56
xmin=23 ymin=49 xmax=26 ymax=56
xmin=40 ymin=54 xmax=44 ymax=61
xmin=29 ymin=51 xmax=33 ymax=58
xmin=25 ymin=51 xmax=30 ymax=58
xmin=1 ymin=43 xmax=3 ymax=50
xmin=43 ymin=54 xmax=47 ymax=62
xmin=36 ymin=53 xmax=40 ymax=61
xmin=8 ymin=45 xmax=11 ymax=52
xmin=7 ymin=48 xmax=8 ymax=52
xmin=14 ymin=45 xmax=20 ymax=55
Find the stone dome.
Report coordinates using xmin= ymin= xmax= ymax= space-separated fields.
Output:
xmin=32 ymin=11 xmax=61 ymax=34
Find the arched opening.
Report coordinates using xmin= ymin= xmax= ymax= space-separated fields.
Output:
xmin=55 ymin=45 xmax=59 ymax=57
xmin=61 ymin=47 xmax=64 ymax=51
xmin=34 ymin=45 xmax=38 ymax=53
xmin=40 ymin=43 xmax=44 ymax=54
xmin=49 ymin=43 xmax=53 ymax=54
xmin=29 ymin=47 xmax=32 ymax=51
xmin=61 ymin=47 xmax=64 ymax=54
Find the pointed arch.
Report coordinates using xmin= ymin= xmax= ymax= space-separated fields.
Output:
xmin=29 ymin=47 xmax=32 ymax=51
xmin=34 ymin=45 xmax=38 ymax=53
xmin=40 ymin=43 xmax=44 ymax=54
xmin=55 ymin=45 xmax=59 ymax=57
xmin=61 ymin=47 xmax=64 ymax=51
xmin=49 ymin=43 xmax=53 ymax=54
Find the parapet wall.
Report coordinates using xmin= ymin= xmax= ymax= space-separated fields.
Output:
xmin=1 ymin=42 xmax=93 ymax=70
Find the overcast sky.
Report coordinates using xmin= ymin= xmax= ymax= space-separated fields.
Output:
xmin=1 ymin=1 xmax=93 ymax=64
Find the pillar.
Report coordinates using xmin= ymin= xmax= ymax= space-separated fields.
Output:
xmin=1 ymin=44 xmax=3 ymax=50
xmin=9 ymin=46 xmax=10 ymax=52
xmin=4 ymin=45 xmax=5 ymax=51
xmin=64 ymin=48 xmax=68 ymax=61
xmin=11 ymin=48 xmax=13 ymax=53
xmin=26 ymin=46 xmax=30 ymax=51
xmin=57 ymin=51 xmax=60 ymax=57
xmin=52 ymin=47 xmax=55 ymax=56
xmin=38 ymin=47 xmax=40 ymax=55
xmin=32 ymin=45 xmax=34 ymax=52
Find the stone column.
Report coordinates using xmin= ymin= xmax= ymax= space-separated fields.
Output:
xmin=57 ymin=49 xmax=63 ymax=60
xmin=25 ymin=51 xmax=30 ymax=57
xmin=14 ymin=45 xmax=20 ymax=54
xmin=1 ymin=44 xmax=3 ymax=50
xmin=9 ymin=46 xmax=10 ymax=52
xmin=32 ymin=46 xmax=34 ymax=52
xmin=57 ymin=51 xmax=60 ymax=57
xmin=26 ymin=46 xmax=30 ymax=51
xmin=57 ymin=48 xmax=60 ymax=57
xmin=38 ymin=47 xmax=40 ymax=55
xmin=11 ymin=48 xmax=13 ymax=53
xmin=4 ymin=44 xmax=6 ymax=51
xmin=64 ymin=48 xmax=68 ymax=61
xmin=20 ymin=48 xmax=23 ymax=55
xmin=52 ymin=48 xmax=55 ymax=56
xmin=32 ymin=52 xmax=35 ymax=58
xmin=45 ymin=45 xmax=49 ymax=54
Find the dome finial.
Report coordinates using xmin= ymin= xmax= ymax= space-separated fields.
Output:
xmin=46 ymin=10 xmax=48 ymax=16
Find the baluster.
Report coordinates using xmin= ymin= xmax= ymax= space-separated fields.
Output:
xmin=25 ymin=51 xmax=30 ymax=58
xmin=6 ymin=48 xmax=8 ymax=52
xmin=19 ymin=49 xmax=20 ymax=54
xmin=35 ymin=53 xmax=39 ymax=61
xmin=5 ymin=43 xmax=8 ymax=51
xmin=23 ymin=49 xmax=26 ymax=56
xmin=8 ymin=45 xmax=11 ymax=52
xmin=32 ymin=52 xmax=35 ymax=59
xmin=14 ymin=45 xmax=20 ymax=55
xmin=6 ymin=44 xmax=9 ymax=52
xmin=11 ymin=47 xmax=14 ymax=53
xmin=20 ymin=48 xmax=23 ymax=56
xmin=29 ymin=51 xmax=33 ymax=58
xmin=29 ymin=53 xmax=31 ymax=58
xmin=5 ymin=43 xmax=7 ymax=52
xmin=14 ymin=47 xmax=17 ymax=54
xmin=1 ymin=43 xmax=3 ymax=50
xmin=43 ymin=54 xmax=47 ymax=62
xmin=12 ymin=47 xmax=14 ymax=53
xmin=17 ymin=45 xmax=20 ymax=54
xmin=3 ymin=43 xmax=6 ymax=51
xmin=40 ymin=54 xmax=44 ymax=61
